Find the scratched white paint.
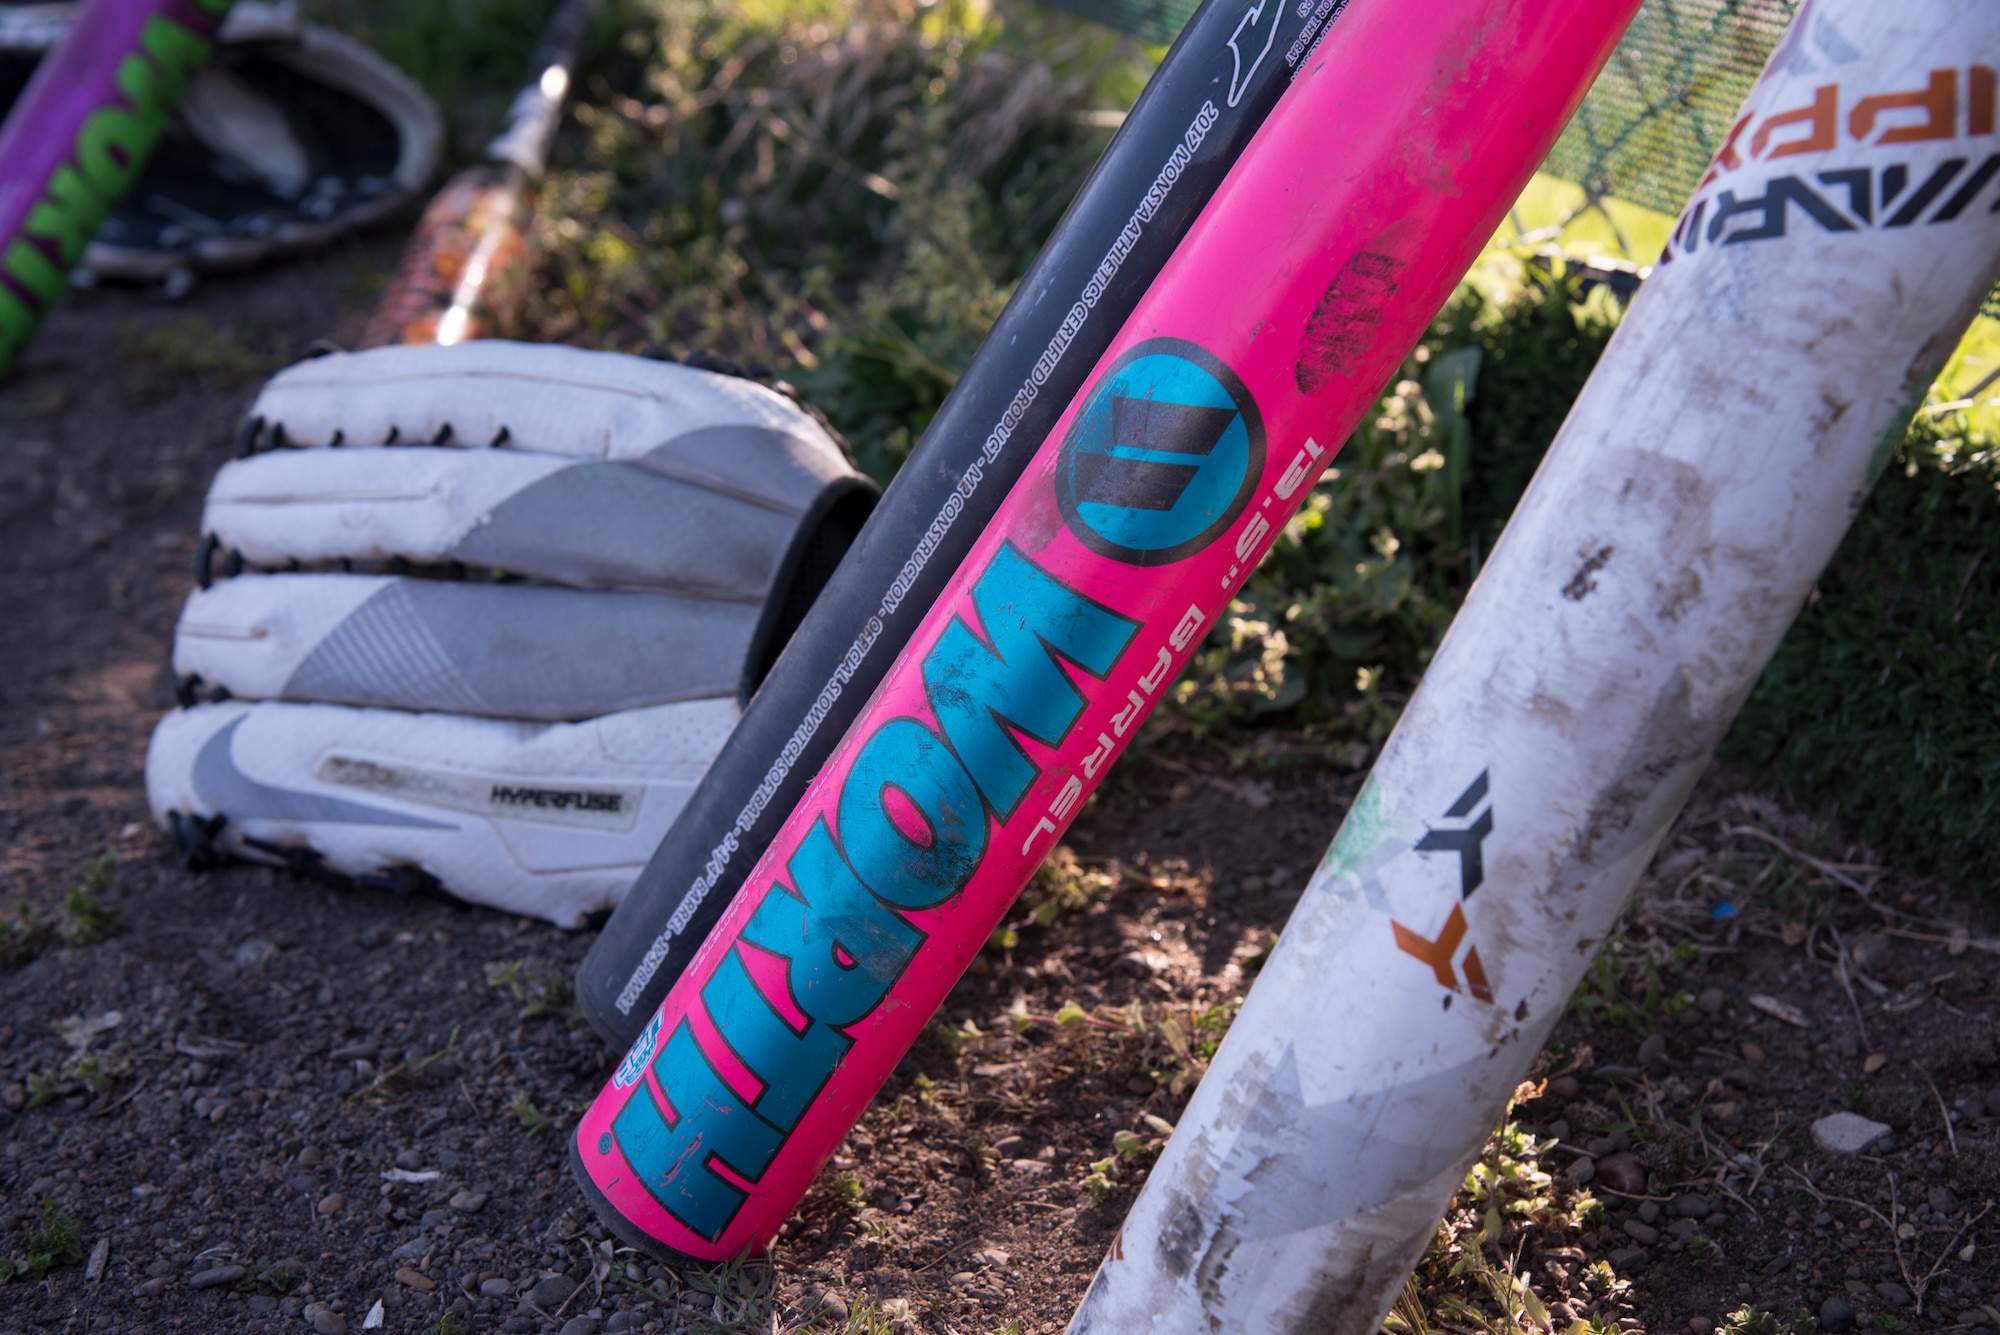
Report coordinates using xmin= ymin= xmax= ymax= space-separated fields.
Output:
xmin=1068 ymin=2 xmax=2000 ymax=1330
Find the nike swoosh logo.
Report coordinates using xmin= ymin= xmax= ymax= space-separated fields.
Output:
xmin=194 ymin=717 xmax=454 ymax=830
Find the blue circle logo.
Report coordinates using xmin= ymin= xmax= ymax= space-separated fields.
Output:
xmin=1055 ymin=339 xmax=1264 ymax=566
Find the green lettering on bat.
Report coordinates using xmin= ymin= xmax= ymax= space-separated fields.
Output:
xmin=77 ymin=106 xmax=163 ymax=202
xmin=0 ymin=283 xmax=39 ymax=374
xmin=24 ymin=167 xmax=105 ymax=268
xmin=3 ymin=239 xmax=65 ymax=308
xmin=125 ymin=16 xmax=213 ymax=113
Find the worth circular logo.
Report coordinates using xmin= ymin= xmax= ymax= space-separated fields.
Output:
xmin=1055 ymin=338 xmax=1265 ymax=566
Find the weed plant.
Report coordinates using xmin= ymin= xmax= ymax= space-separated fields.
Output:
xmin=0 ymin=1198 xmax=83 ymax=1282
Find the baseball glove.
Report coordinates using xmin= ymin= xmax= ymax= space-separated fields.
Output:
xmin=145 ymin=340 xmax=876 ymax=926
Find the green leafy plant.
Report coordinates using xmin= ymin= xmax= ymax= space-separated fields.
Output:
xmin=505 ymin=1091 xmax=553 ymax=1134
xmin=1717 ymin=1306 xmax=1815 ymax=1335
xmin=1 ymin=1198 xmax=84 ymax=1282
xmin=831 ymin=1173 xmax=866 ymax=1214
xmin=1021 ymin=845 xmax=1117 ymax=926
xmin=1567 ymin=936 xmax=1697 ymax=1032
xmin=59 ymin=856 xmax=121 ymax=945
xmin=485 ymin=960 xmax=573 ymax=1021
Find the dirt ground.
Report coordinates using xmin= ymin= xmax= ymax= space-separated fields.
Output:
xmin=3 ymin=259 xmax=1998 ymax=1335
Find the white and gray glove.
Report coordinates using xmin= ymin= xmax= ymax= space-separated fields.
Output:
xmin=145 ymin=341 xmax=875 ymax=926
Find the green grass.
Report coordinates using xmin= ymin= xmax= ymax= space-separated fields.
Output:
xmin=1723 ymin=412 xmax=2000 ymax=889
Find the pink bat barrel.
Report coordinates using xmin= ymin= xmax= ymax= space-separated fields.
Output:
xmin=573 ymin=0 xmax=1644 ymax=1262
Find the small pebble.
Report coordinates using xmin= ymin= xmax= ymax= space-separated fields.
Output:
xmin=801 ymin=1287 xmax=848 ymax=1322
xmin=450 ymin=1189 xmax=488 ymax=1213
xmin=394 ymin=1266 xmax=435 ymax=1291
xmin=1688 ymin=1319 xmax=1713 ymax=1335
xmin=481 ymin=1278 xmax=512 ymax=1297
xmin=317 ymin=1193 xmax=346 ymax=1216
xmin=1876 ymin=1281 xmax=1913 ymax=1308
xmin=949 ymin=1271 xmax=978 ymax=1287
xmin=189 ymin=1264 xmax=246 ymax=1290
xmin=531 ymin=1274 xmax=577 ymax=1308
xmin=1818 ymin=1296 xmax=1856 ymax=1332
xmin=1624 ymin=1219 xmax=1660 ymax=1245
xmin=304 ymin=1301 xmax=347 ymax=1335
xmin=1638 ymin=1200 xmax=1661 ymax=1224
xmin=1607 ymin=1246 xmax=1649 ymax=1270
xmin=1812 ymin=1112 xmax=1892 ymax=1155
xmin=1595 ymin=1151 xmax=1647 ymax=1195
xmin=558 ymin=1319 xmax=599 ymax=1335
xmin=1697 ymin=987 xmax=1725 ymax=1014
xmin=394 ymin=1149 xmax=424 ymax=1171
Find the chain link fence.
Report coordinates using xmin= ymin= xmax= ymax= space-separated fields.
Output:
xmin=1048 ymin=0 xmax=1802 ymax=218
xmin=1541 ymin=0 xmax=1798 ymax=217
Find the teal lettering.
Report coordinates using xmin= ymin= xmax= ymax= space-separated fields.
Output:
xmin=609 ymin=1020 xmax=781 ymax=1243
xmin=922 ymin=542 xmax=1140 ymax=817
xmin=699 ymin=945 xmax=848 ymax=1130
xmin=741 ymin=817 xmax=923 ymax=1028
xmin=837 ymin=718 xmax=987 ymax=909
